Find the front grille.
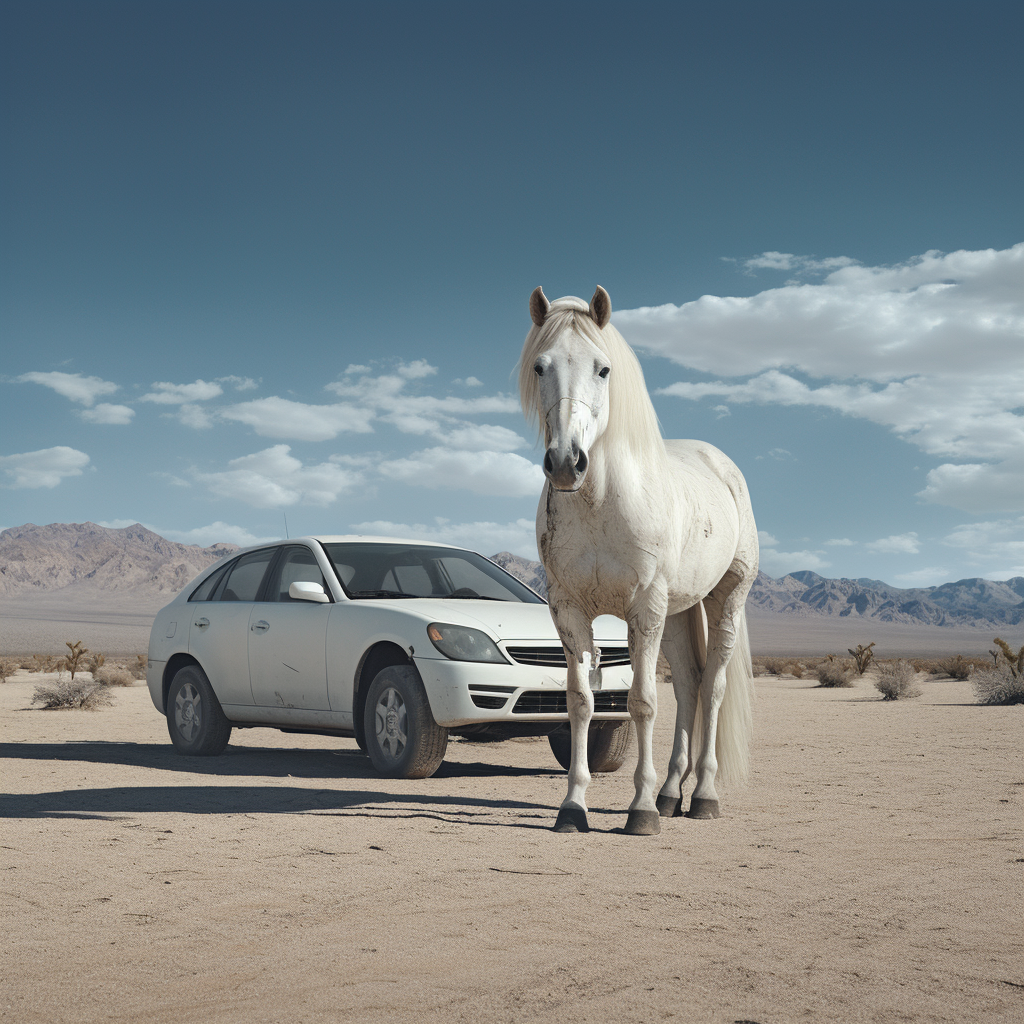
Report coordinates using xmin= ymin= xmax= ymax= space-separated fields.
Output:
xmin=505 ymin=645 xmax=631 ymax=668
xmin=511 ymin=689 xmax=631 ymax=714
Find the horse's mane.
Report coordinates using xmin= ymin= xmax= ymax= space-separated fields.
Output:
xmin=518 ymin=296 xmax=663 ymax=459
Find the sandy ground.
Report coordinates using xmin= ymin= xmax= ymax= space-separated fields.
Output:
xmin=1 ymin=668 xmax=1020 ymax=1024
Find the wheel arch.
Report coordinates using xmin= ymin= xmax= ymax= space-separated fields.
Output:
xmin=352 ymin=641 xmax=415 ymax=749
xmin=161 ymin=652 xmax=202 ymax=714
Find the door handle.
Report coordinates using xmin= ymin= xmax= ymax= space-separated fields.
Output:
xmin=194 ymin=617 xmax=210 ymax=630
xmin=251 ymin=620 xmax=270 ymax=633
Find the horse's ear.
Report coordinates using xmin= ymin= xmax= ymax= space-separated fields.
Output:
xmin=530 ymin=286 xmax=550 ymax=327
xmin=589 ymin=285 xmax=611 ymax=329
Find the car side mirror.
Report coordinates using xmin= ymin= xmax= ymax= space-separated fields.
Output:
xmin=289 ymin=581 xmax=330 ymax=603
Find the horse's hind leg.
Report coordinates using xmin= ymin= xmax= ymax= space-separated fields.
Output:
xmin=656 ymin=606 xmax=704 ymax=818
xmin=689 ymin=574 xmax=746 ymax=818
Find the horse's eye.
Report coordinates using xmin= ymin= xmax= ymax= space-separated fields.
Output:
xmin=599 ymin=366 xmax=610 ymax=379
xmin=534 ymin=364 xmax=544 ymax=376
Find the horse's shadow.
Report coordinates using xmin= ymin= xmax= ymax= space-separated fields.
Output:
xmin=0 ymin=740 xmax=569 ymax=823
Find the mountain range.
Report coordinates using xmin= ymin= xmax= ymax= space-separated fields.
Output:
xmin=0 ymin=524 xmax=1020 ymax=630
xmin=491 ymin=554 xmax=1024 ymax=630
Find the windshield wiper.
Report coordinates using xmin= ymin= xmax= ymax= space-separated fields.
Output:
xmin=348 ymin=589 xmax=416 ymax=599
xmin=441 ymin=594 xmax=508 ymax=601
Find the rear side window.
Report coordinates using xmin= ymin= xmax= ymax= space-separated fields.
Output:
xmin=190 ymin=563 xmax=229 ymax=602
xmin=215 ymin=549 xmax=276 ymax=602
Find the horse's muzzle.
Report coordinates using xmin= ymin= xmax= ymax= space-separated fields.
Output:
xmin=543 ymin=444 xmax=588 ymax=491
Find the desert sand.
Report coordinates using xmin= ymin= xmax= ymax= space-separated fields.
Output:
xmin=1 ymin=665 xmax=1020 ymax=1024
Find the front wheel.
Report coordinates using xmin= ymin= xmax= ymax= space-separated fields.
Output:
xmin=548 ymin=720 xmax=634 ymax=773
xmin=364 ymin=666 xmax=448 ymax=779
xmin=166 ymin=664 xmax=232 ymax=756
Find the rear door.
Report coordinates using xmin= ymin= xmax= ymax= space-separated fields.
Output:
xmin=248 ymin=545 xmax=331 ymax=711
xmin=187 ymin=548 xmax=277 ymax=709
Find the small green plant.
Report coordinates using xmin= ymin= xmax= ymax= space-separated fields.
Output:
xmin=848 ymin=642 xmax=876 ymax=675
xmin=875 ymin=660 xmax=921 ymax=700
xmin=938 ymin=654 xmax=971 ymax=681
xmin=816 ymin=659 xmax=854 ymax=687
xmin=62 ymin=641 xmax=89 ymax=681
xmin=32 ymin=674 xmax=113 ymax=710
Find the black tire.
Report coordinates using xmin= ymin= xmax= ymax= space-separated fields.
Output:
xmin=548 ymin=720 xmax=634 ymax=773
xmin=166 ymin=664 xmax=232 ymax=756
xmin=364 ymin=666 xmax=448 ymax=779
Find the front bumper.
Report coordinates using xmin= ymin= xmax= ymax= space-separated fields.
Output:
xmin=413 ymin=655 xmax=633 ymax=728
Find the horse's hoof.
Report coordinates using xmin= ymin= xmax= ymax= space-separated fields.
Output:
xmin=685 ymin=797 xmax=721 ymax=819
xmin=655 ymin=794 xmax=682 ymax=818
xmin=553 ymin=807 xmax=590 ymax=833
xmin=623 ymin=810 xmax=662 ymax=835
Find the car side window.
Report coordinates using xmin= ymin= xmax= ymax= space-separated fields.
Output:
xmin=189 ymin=563 xmax=230 ymax=602
xmin=267 ymin=546 xmax=329 ymax=602
xmin=213 ymin=548 xmax=275 ymax=602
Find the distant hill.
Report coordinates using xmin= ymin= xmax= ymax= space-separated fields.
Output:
xmin=490 ymin=554 xmax=1024 ymax=629
xmin=0 ymin=522 xmax=237 ymax=604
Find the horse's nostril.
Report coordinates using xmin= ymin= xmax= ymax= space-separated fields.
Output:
xmin=543 ymin=450 xmax=554 ymax=475
xmin=575 ymin=449 xmax=588 ymax=474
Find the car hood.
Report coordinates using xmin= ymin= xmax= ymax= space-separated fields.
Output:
xmin=354 ymin=598 xmax=627 ymax=643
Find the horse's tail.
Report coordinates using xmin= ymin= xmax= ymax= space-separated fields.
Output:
xmin=688 ymin=602 xmax=754 ymax=785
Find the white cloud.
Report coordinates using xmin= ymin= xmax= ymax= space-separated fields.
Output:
xmin=621 ymin=244 xmax=1024 ymax=513
xmin=217 ymin=375 xmax=259 ymax=391
xmin=453 ymin=376 xmax=484 ymax=387
xmin=195 ymin=445 xmax=363 ymax=508
xmin=220 ymin=396 xmax=372 ymax=441
xmin=0 ymin=446 xmax=90 ymax=488
xmin=80 ymin=403 xmax=135 ymax=425
xmin=348 ymin=518 xmax=539 ymax=559
xmin=825 ymin=538 xmax=855 ymax=547
xmin=175 ymin=404 xmax=215 ymax=429
xmin=436 ymin=424 xmax=527 ymax=452
xmin=18 ymin=371 xmax=119 ymax=406
xmin=378 ymin=447 xmax=545 ymax=497
xmin=756 ymin=530 xmax=829 ymax=576
xmin=893 ymin=567 xmax=951 ymax=587
xmin=344 ymin=364 xmax=371 ymax=375
xmin=739 ymin=252 xmax=859 ymax=275
xmin=866 ymin=532 xmax=921 ymax=554
xmin=712 ymin=404 xmax=730 ymax=418
xmin=141 ymin=380 xmax=224 ymax=404
xmin=941 ymin=516 xmax=1024 ymax=580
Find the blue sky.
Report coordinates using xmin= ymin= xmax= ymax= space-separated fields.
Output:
xmin=2 ymin=1 xmax=1022 ymax=586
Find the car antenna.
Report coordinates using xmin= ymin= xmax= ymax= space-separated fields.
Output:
xmin=283 ymin=512 xmax=289 ymax=539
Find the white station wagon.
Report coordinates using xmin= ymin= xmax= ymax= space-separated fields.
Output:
xmin=147 ymin=536 xmax=633 ymax=778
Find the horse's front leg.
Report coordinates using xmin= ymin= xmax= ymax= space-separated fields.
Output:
xmin=550 ymin=602 xmax=595 ymax=833
xmin=625 ymin=590 xmax=667 ymax=836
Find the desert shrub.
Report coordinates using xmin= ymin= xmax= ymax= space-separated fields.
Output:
xmin=29 ymin=654 xmax=59 ymax=673
xmin=762 ymin=657 xmax=787 ymax=675
xmin=62 ymin=640 xmax=89 ymax=680
xmin=848 ymin=642 xmax=876 ymax=674
xmin=938 ymin=654 xmax=972 ymax=680
xmin=86 ymin=652 xmax=106 ymax=673
xmin=95 ymin=665 xmax=136 ymax=687
xmin=132 ymin=654 xmax=148 ymax=679
xmin=786 ymin=662 xmax=805 ymax=679
xmin=816 ymin=659 xmax=854 ymax=687
xmin=0 ymin=657 xmax=19 ymax=683
xmin=32 ymin=675 xmax=113 ymax=710
xmin=972 ymin=664 xmax=1024 ymax=705
xmin=874 ymin=660 xmax=921 ymax=700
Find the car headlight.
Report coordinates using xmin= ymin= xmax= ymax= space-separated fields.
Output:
xmin=427 ymin=623 xmax=508 ymax=663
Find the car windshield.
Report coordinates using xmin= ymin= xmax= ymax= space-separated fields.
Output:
xmin=320 ymin=542 xmax=545 ymax=603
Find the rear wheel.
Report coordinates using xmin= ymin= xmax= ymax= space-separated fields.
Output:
xmin=548 ymin=720 xmax=633 ymax=773
xmin=364 ymin=666 xmax=448 ymax=779
xmin=166 ymin=664 xmax=232 ymax=756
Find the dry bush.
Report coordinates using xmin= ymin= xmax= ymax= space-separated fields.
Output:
xmin=875 ymin=659 xmax=921 ymax=700
xmin=938 ymin=654 xmax=972 ymax=680
xmin=29 ymin=654 xmax=59 ymax=673
xmin=786 ymin=662 xmax=805 ymax=679
xmin=94 ymin=665 xmax=136 ymax=687
xmin=762 ymin=657 xmax=787 ymax=676
xmin=86 ymin=652 xmax=106 ymax=673
xmin=816 ymin=659 xmax=855 ymax=687
xmin=0 ymin=657 xmax=19 ymax=683
xmin=972 ymin=664 xmax=1024 ymax=705
xmin=32 ymin=675 xmax=114 ymax=710
xmin=849 ymin=642 xmax=876 ymax=674
xmin=62 ymin=640 xmax=89 ymax=680
xmin=132 ymin=654 xmax=148 ymax=679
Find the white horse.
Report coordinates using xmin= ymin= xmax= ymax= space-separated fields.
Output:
xmin=520 ymin=286 xmax=758 ymax=836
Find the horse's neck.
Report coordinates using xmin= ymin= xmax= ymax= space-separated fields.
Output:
xmin=581 ymin=431 xmax=673 ymax=516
